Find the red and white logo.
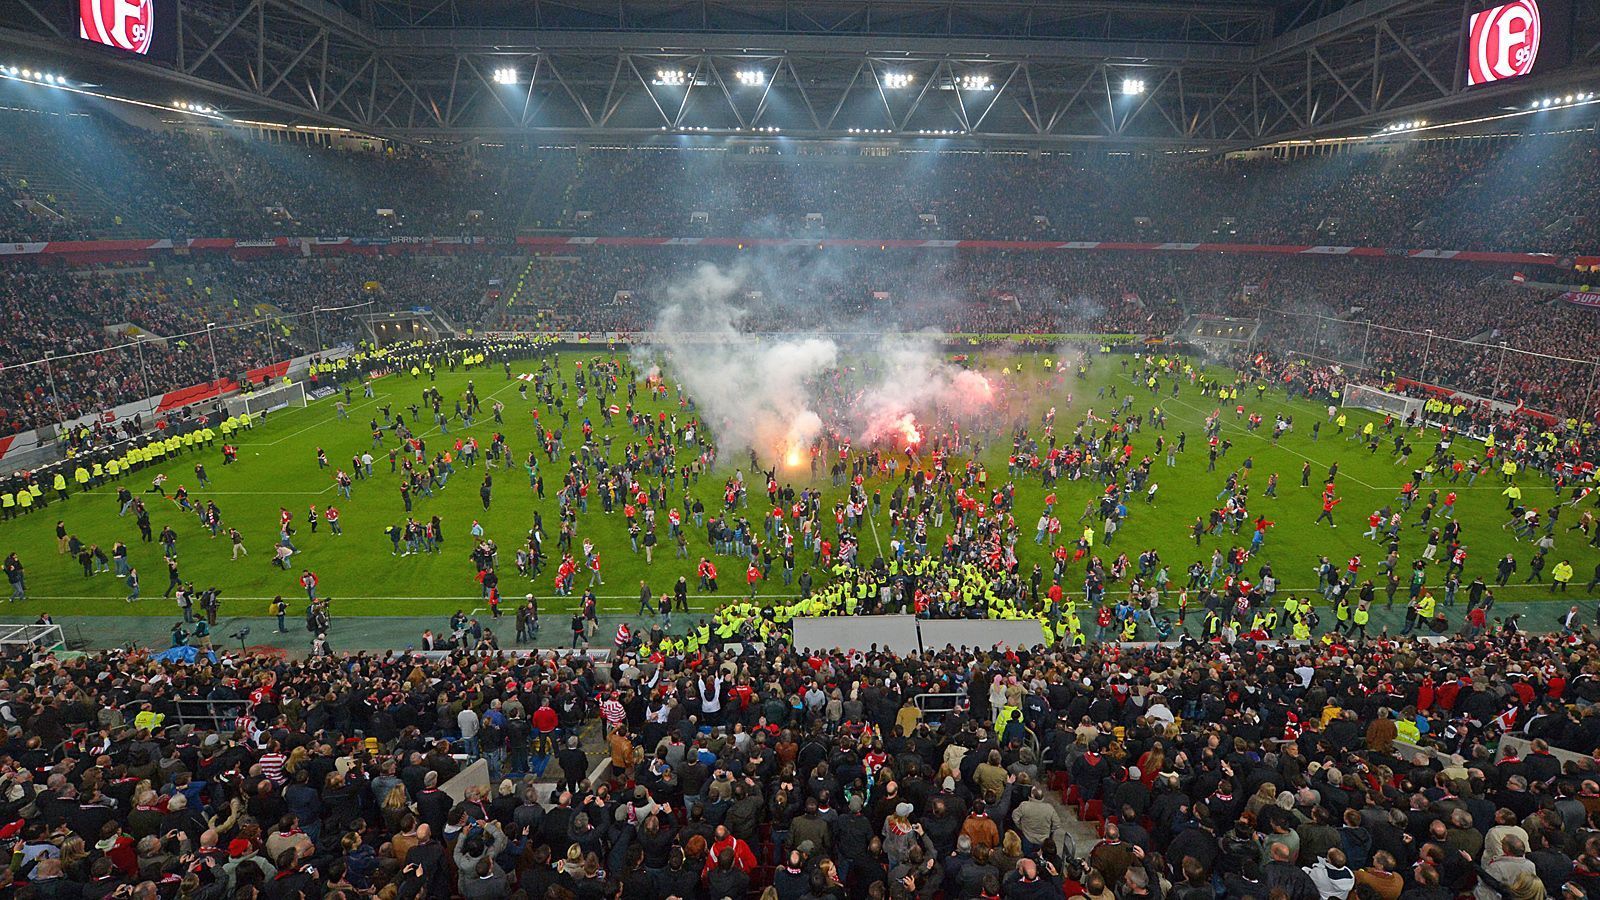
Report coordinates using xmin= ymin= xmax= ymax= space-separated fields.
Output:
xmin=1467 ymin=0 xmax=1541 ymax=85
xmin=79 ymin=0 xmax=155 ymax=55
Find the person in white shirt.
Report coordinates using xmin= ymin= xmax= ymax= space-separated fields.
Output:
xmin=1304 ymin=848 xmax=1355 ymax=900
xmin=699 ymin=675 xmax=723 ymax=721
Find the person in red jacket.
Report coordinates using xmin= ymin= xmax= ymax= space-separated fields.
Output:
xmin=703 ymin=825 xmax=758 ymax=878
xmin=531 ymin=701 xmax=559 ymax=736
xmin=1465 ymin=605 xmax=1488 ymax=638
xmin=1314 ymin=495 xmax=1341 ymax=527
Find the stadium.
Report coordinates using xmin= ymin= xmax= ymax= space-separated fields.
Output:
xmin=0 ymin=0 xmax=1595 ymax=896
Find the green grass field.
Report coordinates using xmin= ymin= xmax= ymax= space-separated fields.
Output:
xmin=2 ymin=348 xmax=1595 ymax=627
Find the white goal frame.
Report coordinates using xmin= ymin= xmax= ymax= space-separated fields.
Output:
xmin=0 ymin=623 xmax=64 ymax=652
xmin=1342 ymin=383 xmax=1424 ymax=420
xmin=227 ymin=381 xmax=307 ymax=419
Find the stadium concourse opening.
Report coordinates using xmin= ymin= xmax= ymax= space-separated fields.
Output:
xmin=0 ymin=1 xmax=1599 ymax=892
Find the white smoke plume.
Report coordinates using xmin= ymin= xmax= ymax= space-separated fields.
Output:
xmin=854 ymin=336 xmax=995 ymax=446
xmin=647 ymin=260 xmax=999 ymax=469
xmin=650 ymin=261 xmax=839 ymax=462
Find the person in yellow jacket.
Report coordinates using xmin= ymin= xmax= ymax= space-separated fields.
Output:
xmin=1502 ymin=484 xmax=1522 ymax=509
xmin=133 ymin=704 xmax=165 ymax=731
xmin=1403 ymin=592 xmax=1436 ymax=637
xmin=994 ymin=703 xmax=1023 ymax=741
xmin=1552 ymin=560 xmax=1575 ymax=592
xmin=1352 ymin=601 xmax=1371 ymax=640
xmin=50 ymin=472 xmax=67 ymax=501
xmin=1395 ymin=714 xmax=1420 ymax=744
xmin=1291 ymin=614 xmax=1311 ymax=641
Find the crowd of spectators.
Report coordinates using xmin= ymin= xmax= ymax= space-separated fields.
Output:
xmin=0 ymin=254 xmax=513 ymax=436
xmin=0 ymin=107 xmax=533 ymax=240
xmin=485 ymin=249 xmax=1208 ymax=336
xmin=6 ymin=241 xmax=1600 ymax=436
xmin=485 ymin=136 xmax=1600 ymax=254
xmin=1 ymin=100 xmax=1598 ymax=431
xmin=1238 ymin=258 xmax=1600 ymax=417
xmin=1 ymin=103 xmax=1597 ymax=254
xmin=0 ymin=612 xmax=1596 ymax=900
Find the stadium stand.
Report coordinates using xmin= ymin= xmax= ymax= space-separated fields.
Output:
xmin=0 ymin=628 xmax=1591 ymax=899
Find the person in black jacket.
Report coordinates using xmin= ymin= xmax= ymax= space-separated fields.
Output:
xmin=1261 ymin=841 xmax=1320 ymax=900
xmin=705 ymin=847 xmax=750 ymax=900
xmin=774 ymin=850 xmax=812 ymax=900
xmin=401 ymin=825 xmax=452 ymax=899
xmin=558 ymin=736 xmax=591 ymax=795
xmin=653 ymin=847 xmax=700 ymax=900
xmin=833 ymin=795 xmax=874 ymax=876
xmin=1001 ymin=857 xmax=1062 ymax=900
xmin=415 ymin=771 xmax=451 ymax=836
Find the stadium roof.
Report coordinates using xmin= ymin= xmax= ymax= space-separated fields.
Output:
xmin=0 ymin=0 xmax=1596 ymax=148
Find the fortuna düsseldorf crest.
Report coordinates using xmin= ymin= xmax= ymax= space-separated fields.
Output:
xmin=1467 ymin=0 xmax=1540 ymax=85
xmin=80 ymin=0 xmax=154 ymax=55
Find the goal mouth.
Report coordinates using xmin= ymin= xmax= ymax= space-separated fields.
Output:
xmin=1342 ymin=384 xmax=1423 ymax=420
xmin=225 ymin=381 xmax=309 ymax=419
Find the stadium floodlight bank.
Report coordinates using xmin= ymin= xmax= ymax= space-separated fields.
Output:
xmin=226 ymin=381 xmax=308 ymax=419
xmin=1342 ymin=384 xmax=1424 ymax=420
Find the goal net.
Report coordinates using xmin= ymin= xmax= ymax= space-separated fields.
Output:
xmin=226 ymin=381 xmax=307 ymax=419
xmin=1343 ymin=384 xmax=1423 ymax=420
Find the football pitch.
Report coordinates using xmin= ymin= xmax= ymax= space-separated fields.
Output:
xmin=2 ymin=348 xmax=1595 ymax=640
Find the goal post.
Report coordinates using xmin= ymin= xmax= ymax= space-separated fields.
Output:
xmin=226 ymin=381 xmax=307 ymax=420
xmin=1342 ymin=384 xmax=1424 ymax=420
